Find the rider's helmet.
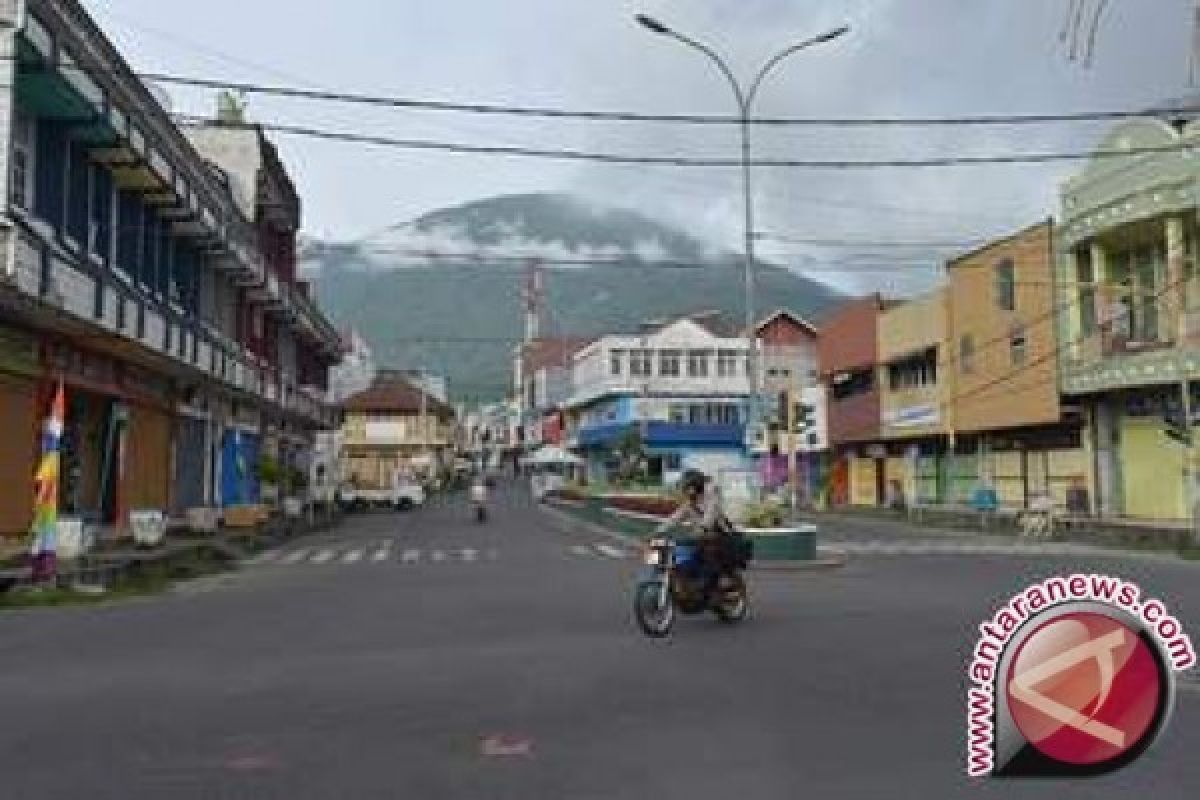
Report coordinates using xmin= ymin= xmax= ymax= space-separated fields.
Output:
xmin=680 ymin=469 xmax=707 ymax=497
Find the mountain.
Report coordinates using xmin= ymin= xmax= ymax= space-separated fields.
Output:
xmin=302 ymin=193 xmax=845 ymax=403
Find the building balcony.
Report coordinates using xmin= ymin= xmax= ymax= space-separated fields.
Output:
xmin=568 ymin=374 xmax=750 ymax=408
xmin=0 ymin=215 xmax=284 ymax=407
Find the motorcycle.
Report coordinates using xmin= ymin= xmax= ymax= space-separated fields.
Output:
xmin=470 ymin=483 xmax=488 ymax=524
xmin=633 ymin=536 xmax=750 ymax=638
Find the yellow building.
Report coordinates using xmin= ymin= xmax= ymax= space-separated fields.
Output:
xmin=876 ymin=290 xmax=947 ymax=506
xmin=946 ymin=220 xmax=1088 ymax=511
xmin=340 ymin=373 xmax=455 ymax=488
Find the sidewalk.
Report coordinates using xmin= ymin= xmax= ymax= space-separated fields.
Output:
xmin=1 ymin=509 xmax=343 ymax=596
xmin=802 ymin=505 xmax=1200 ymax=556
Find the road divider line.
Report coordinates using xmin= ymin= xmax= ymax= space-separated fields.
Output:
xmin=401 ymin=549 xmax=421 ymax=564
xmin=312 ymin=549 xmax=335 ymax=565
xmin=343 ymin=549 xmax=363 ymax=564
xmin=372 ymin=547 xmax=392 ymax=563
xmin=431 ymin=550 xmax=447 ymax=563
xmin=461 ymin=548 xmax=478 ymax=562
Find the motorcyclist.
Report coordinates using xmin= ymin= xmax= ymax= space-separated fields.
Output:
xmin=654 ymin=469 xmax=737 ymax=593
xmin=470 ymin=476 xmax=488 ymax=520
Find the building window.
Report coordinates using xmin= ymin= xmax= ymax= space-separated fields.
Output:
xmin=10 ymin=114 xmax=35 ymax=210
xmin=630 ymin=349 xmax=652 ymax=377
xmin=960 ymin=334 xmax=975 ymax=374
xmin=668 ymin=404 xmax=686 ymax=423
xmin=995 ymin=258 xmax=1016 ymax=311
xmin=1010 ymin=324 xmax=1027 ymax=366
xmin=1076 ymin=248 xmax=1097 ymax=335
xmin=831 ymin=368 xmax=874 ymax=401
xmin=887 ymin=347 xmax=938 ymax=390
xmin=659 ymin=349 xmax=682 ymax=377
xmin=717 ymin=349 xmax=740 ymax=377
xmin=665 ymin=453 xmax=683 ymax=471
xmin=687 ymin=350 xmax=710 ymax=378
xmin=610 ymin=349 xmax=624 ymax=377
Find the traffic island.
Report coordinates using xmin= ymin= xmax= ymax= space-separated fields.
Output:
xmin=542 ymin=494 xmax=845 ymax=570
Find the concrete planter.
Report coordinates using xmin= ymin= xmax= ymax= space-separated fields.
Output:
xmin=56 ymin=517 xmax=92 ymax=560
xmin=739 ymin=526 xmax=818 ymax=561
xmin=129 ymin=510 xmax=167 ymax=547
xmin=185 ymin=507 xmax=220 ymax=535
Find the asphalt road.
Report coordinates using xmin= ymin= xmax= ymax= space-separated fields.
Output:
xmin=2 ymin=484 xmax=1197 ymax=799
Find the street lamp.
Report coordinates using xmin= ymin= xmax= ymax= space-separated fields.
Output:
xmin=635 ymin=13 xmax=848 ymax=459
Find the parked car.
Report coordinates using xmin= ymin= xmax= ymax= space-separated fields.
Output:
xmin=337 ymin=481 xmax=426 ymax=512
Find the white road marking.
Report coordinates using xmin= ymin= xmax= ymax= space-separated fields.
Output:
xmin=342 ymin=549 xmax=363 ymax=564
xmin=461 ymin=548 xmax=478 ymax=562
xmin=311 ymin=549 xmax=336 ymax=565
xmin=569 ymin=545 xmax=591 ymax=557
xmin=372 ymin=546 xmax=392 ymax=563
xmin=281 ymin=549 xmax=310 ymax=565
xmin=595 ymin=544 xmax=628 ymax=559
xmin=401 ymin=549 xmax=421 ymax=564
xmin=431 ymin=550 xmax=447 ymax=563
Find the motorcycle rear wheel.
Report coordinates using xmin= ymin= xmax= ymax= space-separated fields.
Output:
xmin=634 ymin=581 xmax=674 ymax=638
xmin=713 ymin=577 xmax=749 ymax=624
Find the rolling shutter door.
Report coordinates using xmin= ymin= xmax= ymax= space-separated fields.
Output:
xmin=0 ymin=376 xmax=37 ymax=536
xmin=172 ymin=417 xmax=207 ymax=513
xmin=124 ymin=404 xmax=171 ymax=512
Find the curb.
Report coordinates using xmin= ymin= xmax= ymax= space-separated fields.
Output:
xmin=538 ymin=503 xmax=848 ymax=572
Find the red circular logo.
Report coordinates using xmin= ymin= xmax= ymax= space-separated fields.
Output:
xmin=1005 ymin=611 xmax=1164 ymax=767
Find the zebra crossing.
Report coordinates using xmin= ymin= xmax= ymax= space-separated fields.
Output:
xmin=246 ymin=542 xmax=499 ymax=568
xmin=246 ymin=540 xmax=634 ymax=568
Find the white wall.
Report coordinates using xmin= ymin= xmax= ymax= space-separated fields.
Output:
xmin=570 ymin=319 xmax=751 ymax=406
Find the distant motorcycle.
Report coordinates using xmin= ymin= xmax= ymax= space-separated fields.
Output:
xmin=633 ymin=536 xmax=750 ymax=637
xmin=470 ymin=482 xmax=488 ymax=524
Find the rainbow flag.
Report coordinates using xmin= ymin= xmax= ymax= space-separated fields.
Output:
xmin=29 ymin=381 xmax=65 ymax=582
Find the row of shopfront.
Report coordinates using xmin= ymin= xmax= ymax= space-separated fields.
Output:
xmin=0 ymin=323 xmax=313 ymax=538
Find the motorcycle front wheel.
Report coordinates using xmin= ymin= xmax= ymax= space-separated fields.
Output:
xmin=634 ymin=580 xmax=674 ymax=638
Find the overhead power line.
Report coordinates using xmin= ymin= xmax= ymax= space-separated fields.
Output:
xmin=16 ymin=58 xmax=1200 ymax=128
xmin=119 ymin=68 xmax=1200 ymax=128
xmin=176 ymin=116 xmax=1200 ymax=170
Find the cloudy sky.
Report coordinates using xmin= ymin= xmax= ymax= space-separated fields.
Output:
xmin=83 ymin=0 xmax=1199 ymax=293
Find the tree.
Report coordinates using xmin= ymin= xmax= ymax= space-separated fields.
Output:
xmin=611 ymin=428 xmax=646 ymax=486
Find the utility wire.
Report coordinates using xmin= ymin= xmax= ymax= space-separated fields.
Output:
xmin=83 ymin=65 xmax=1200 ymax=129
xmin=176 ymin=115 xmax=1197 ymax=170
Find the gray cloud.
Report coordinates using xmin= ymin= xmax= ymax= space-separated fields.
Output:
xmin=88 ymin=0 xmax=1197 ymax=295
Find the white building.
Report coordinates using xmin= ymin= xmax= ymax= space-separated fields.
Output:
xmin=569 ymin=317 xmax=752 ymax=408
xmin=565 ymin=315 xmax=753 ymax=487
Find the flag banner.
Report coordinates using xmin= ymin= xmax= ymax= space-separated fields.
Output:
xmin=29 ymin=381 xmax=65 ymax=582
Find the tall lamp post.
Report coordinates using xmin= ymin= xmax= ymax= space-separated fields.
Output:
xmin=635 ymin=14 xmax=848 ymax=463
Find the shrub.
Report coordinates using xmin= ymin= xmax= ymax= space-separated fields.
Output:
xmin=740 ymin=501 xmax=787 ymax=529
